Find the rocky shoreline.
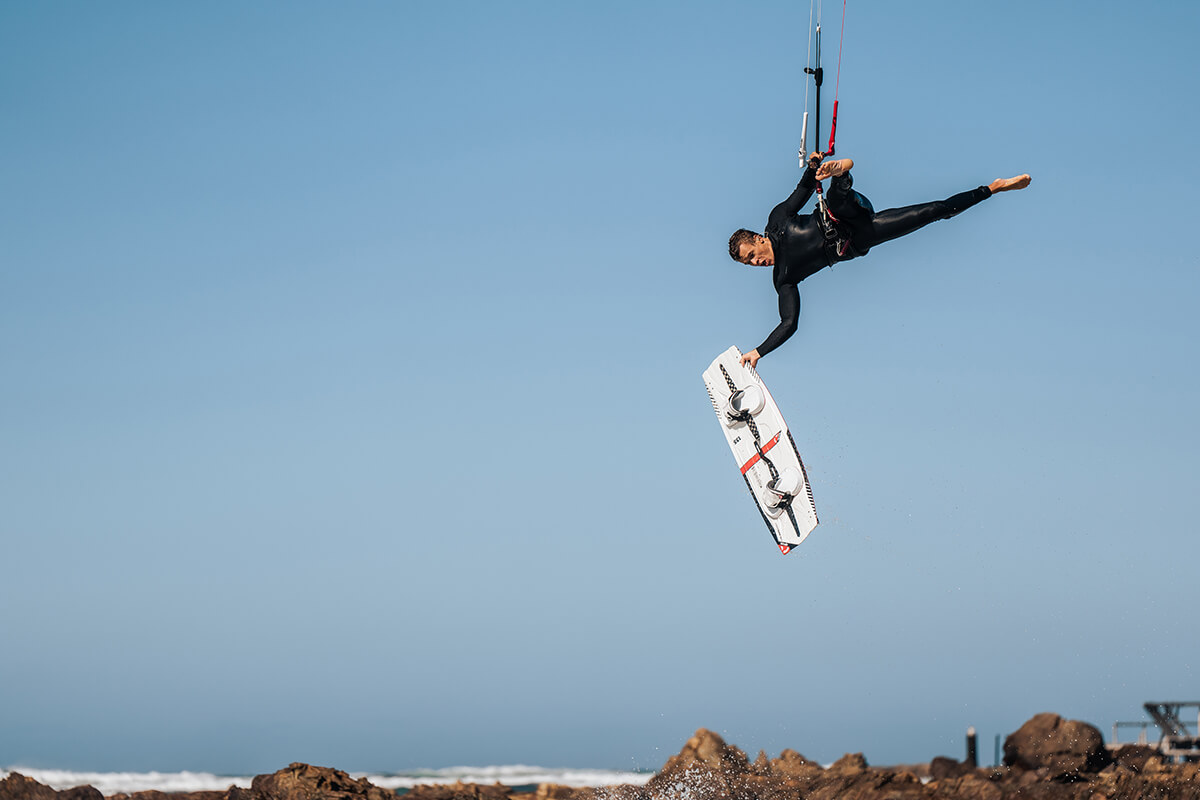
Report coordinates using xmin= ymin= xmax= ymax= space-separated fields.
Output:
xmin=3 ymin=713 xmax=1197 ymax=800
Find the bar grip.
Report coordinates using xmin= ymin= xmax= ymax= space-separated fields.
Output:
xmin=825 ymin=100 xmax=839 ymax=156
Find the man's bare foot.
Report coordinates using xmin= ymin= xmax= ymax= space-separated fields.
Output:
xmin=816 ymin=158 xmax=854 ymax=181
xmin=989 ymin=174 xmax=1031 ymax=193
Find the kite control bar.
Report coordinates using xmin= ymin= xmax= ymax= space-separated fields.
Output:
xmin=802 ymin=59 xmax=838 ymax=158
xmin=799 ymin=2 xmax=846 ymax=165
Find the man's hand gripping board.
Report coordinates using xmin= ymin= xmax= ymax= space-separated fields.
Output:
xmin=702 ymin=346 xmax=818 ymax=554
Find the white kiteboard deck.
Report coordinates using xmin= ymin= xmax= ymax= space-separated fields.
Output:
xmin=702 ymin=346 xmax=818 ymax=554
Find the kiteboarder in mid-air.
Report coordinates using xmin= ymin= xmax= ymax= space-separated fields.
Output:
xmin=729 ymin=153 xmax=1031 ymax=367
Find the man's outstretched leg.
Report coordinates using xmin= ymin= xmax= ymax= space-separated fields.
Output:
xmin=857 ymin=173 xmax=1031 ymax=250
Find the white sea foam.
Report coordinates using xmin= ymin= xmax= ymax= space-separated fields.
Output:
xmin=0 ymin=766 xmax=652 ymax=795
xmin=366 ymin=766 xmax=650 ymax=789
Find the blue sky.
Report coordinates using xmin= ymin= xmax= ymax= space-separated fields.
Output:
xmin=3 ymin=0 xmax=1199 ymax=777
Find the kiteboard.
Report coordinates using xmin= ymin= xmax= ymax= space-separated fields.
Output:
xmin=702 ymin=346 xmax=818 ymax=554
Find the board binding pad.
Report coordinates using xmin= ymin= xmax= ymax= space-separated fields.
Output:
xmin=702 ymin=346 xmax=818 ymax=554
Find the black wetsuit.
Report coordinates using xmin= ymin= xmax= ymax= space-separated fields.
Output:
xmin=756 ymin=166 xmax=993 ymax=357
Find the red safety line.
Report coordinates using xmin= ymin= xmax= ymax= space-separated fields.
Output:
xmin=826 ymin=0 xmax=847 ymax=155
xmin=833 ymin=0 xmax=846 ymax=105
xmin=740 ymin=432 xmax=781 ymax=475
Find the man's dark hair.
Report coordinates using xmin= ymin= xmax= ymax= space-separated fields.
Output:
xmin=728 ymin=229 xmax=758 ymax=262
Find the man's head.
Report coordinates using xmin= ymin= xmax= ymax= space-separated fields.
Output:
xmin=728 ymin=229 xmax=775 ymax=266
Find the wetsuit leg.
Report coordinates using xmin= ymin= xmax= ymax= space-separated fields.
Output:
xmin=825 ymin=173 xmax=874 ymax=221
xmin=856 ymin=186 xmax=992 ymax=249
xmin=823 ymin=173 xmax=876 ymax=259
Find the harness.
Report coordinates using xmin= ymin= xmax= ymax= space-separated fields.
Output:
xmin=815 ymin=194 xmax=857 ymax=265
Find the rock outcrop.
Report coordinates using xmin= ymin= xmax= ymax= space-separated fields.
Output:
xmin=1002 ymin=712 xmax=1111 ymax=778
xmin=641 ymin=729 xmax=753 ymax=800
xmin=1107 ymin=744 xmax=1164 ymax=773
xmin=1 ymin=774 xmax=103 ymax=800
xmin=241 ymin=764 xmax=395 ymax=800
xmin=403 ymin=783 xmax=511 ymax=800
xmin=929 ymin=757 xmax=976 ymax=781
xmin=5 ymin=714 xmax=1200 ymax=800
xmin=0 ymin=774 xmax=101 ymax=800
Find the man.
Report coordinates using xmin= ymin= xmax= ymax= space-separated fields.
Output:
xmin=729 ymin=153 xmax=1031 ymax=367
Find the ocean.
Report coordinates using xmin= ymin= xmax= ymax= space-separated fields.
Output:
xmin=0 ymin=767 xmax=653 ymax=796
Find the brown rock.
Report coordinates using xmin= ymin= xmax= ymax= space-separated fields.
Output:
xmin=1108 ymin=744 xmax=1164 ymax=774
xmin=929 ymin=757 xmax=976 ymax=781
xmin=644 ymin=729 xmax=751 ymax=800
xmin=806 ymin=768 xmax=930 ymax=800
xmin=1002 ymin=713 xmax=1111 ymax=778
xmin=0 ymin=774 xmax=61 ymax=800
xmin=655 ymin=728 xmax=750 ymax=777
xmin=567 ymin=786 xmax=641 ymax=800
xmin=928 ymin=773 xmax=1002 ymax=800
xmin=249 ymin=765 xmax=396 ymax=800
xmin=113 ymin=792 xmax=226 ymax=800
xmin=827 ymin=753 xmax=868 ymax=775
xmin=769 ymin=749 xmax=823 ymax=778
xmin=0 ymin=775 xmax=103 ymax=800
xmin=403 ymin=782 xmax=511 ymax=800
xmin=531 ymin=786 xmax=575 ymax=800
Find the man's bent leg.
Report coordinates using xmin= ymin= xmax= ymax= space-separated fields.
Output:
xmin=856 ymin=185 xmax=992 ymax=249
xmin=826 ymin=173 xmax=874 ymax=221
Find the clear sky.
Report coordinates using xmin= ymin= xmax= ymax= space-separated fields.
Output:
xmin=3 ymin=0 xmax=1199 ymax=778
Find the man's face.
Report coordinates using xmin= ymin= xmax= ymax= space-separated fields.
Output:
xmin=738 ymin=236 xmax=774 ymax=267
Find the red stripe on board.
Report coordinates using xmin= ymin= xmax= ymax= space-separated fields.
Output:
xmin=740 ymin=433 xmax=781 ymax=475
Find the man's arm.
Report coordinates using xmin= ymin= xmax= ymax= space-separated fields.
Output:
xmin=768 ymin=167 xmax=819 ymax=227
xmin=740 ymin=155 xmax=823 ymax=368
xmin=741 ymin=284 xmax=800 ymax=367
xmin=767 ymin=154 xmax=824 ymax=228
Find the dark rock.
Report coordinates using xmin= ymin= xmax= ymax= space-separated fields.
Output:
xmin=1002 ymin=712 xmax=1111 ymax=778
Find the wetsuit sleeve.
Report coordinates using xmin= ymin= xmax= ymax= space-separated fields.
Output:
xmin=756 ymin=284 xmax=800 ymax=357
xmin=767 ymin=166 xmax=819 ymax=227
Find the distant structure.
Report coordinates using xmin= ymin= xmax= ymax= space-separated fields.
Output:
xmin=1111 ymin=701 xmax=1200 ymax=762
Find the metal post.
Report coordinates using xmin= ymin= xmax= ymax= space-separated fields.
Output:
xmin=966 ymin=726 xmax=978 ymax=767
